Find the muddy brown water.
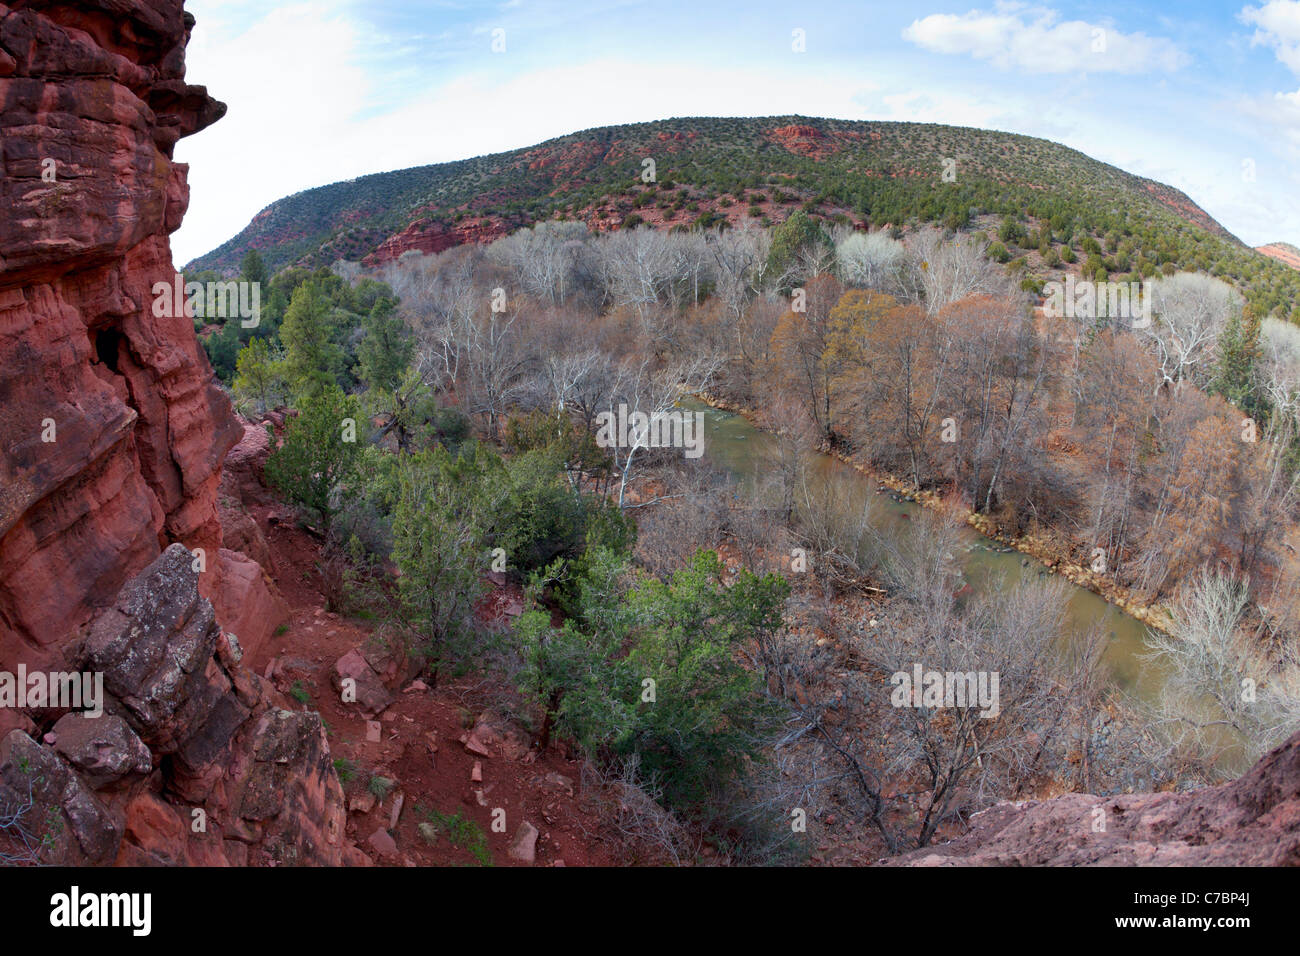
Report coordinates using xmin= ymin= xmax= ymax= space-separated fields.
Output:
xmin=680 ymin=398 xmax=1172 ymax=702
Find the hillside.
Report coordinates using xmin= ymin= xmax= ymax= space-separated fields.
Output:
xmin=189 ymin=116 xmax=1300 ymax=318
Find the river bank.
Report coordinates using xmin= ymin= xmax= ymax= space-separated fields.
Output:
xmin=692 ymin=389 xmax=1173 ymax=636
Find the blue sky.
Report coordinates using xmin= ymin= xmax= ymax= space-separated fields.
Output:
xmin=174 ymin=0 xmax=1300 ymax=265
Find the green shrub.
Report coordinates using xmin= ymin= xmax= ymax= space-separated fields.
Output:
xmin=513 ymin=549 xmax=789 ymax=820
xmin=264 ymin=385 xmax=363 ymax=534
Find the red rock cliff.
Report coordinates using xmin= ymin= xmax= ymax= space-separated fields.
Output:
xmin=0 ymin=1 xmax=349 ymax=866
xmin=0 ymin=0 xmax=241 ymax=667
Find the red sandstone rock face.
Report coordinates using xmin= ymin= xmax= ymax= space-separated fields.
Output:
xmin=362 ymin=216 xmax=512 ymax=266
xmin=212 ymin=548 xmax=288 ymax=662
xmin=0 ymin=545 xmax=356 ymax=866
xmin=0 ymin=1 xmax=240 ymax=657
xmin=0 ymin=2 xmax=345 ymax=867
xmin=766 ymin=123 xmax=838 ymax=159
xmin=889 ymin=730 xmax=1300 ymax=866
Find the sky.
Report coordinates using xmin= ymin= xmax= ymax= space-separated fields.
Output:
xmin=173 ymin=0 xmax=1300 ymax=265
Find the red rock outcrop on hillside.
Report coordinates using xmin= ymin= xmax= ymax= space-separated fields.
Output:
xmin=363 ymin=216 xmax=512 ymax=265
xmin=1140 ymin=180 xmax=1238 ymax=242
xmin=1257 ymin=242 xmax=1300 ymax=272
xmin=766 ymin=123 xmax=845 ymax=159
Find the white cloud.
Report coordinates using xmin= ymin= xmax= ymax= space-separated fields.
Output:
xmin=902 ymin=3 xmax=1187 ymax=74
xmin=1237 ymin=87 xmax=1300 ymax=157
xmin=1236 ymin=3 xmax=1300 ymax=170
xmin=176 ymin=2 xmax=375 ymax=262
xmin=867 ymin=87 xmax=1021 ymax=131
xmin=1242 ymin=0 xmax=1300 ymax=74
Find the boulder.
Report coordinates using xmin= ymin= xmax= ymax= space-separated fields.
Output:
xmin=368 ymin=828 xmax=399 ymax=860
xmin=83 ymin=545 xmax=225 ymax=753
xmin=0 ymin=730 xmax=121 ymax=865
xmin=81 ymin=547 xmax=354 ymax=866
xmin=332 ymin=648 xmax=394 ymax=717
xmin=533 ymin=772 xmax=575 ymax=798
xmin=462 ymin=720 xmax=501 ymax=758
xmin=212 ymin=548 xmax=289 ymax=661
xmin=52 ymin=713 xmax=153 ymax=788
xmin=508 ymin=821 xmax=539 ymax=864
xmin=220 ymin=422 xmax=278 ymax=509
xmin=218 ymin=498 xmax=274 ymax=572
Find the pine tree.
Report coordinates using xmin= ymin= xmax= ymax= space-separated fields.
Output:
xmin=767 ymin=209 xmax=831 ymax=286
xmin=280 ymin=279 xmax=344 ymax=402
xmin=1211 ymin=304 xmax=1263 ymax=418
xmin=264 ymin=385 xmax=362 ymax=534
xmin=356 ymin=297 xmax=414 ymax=393
xmin=232 ymin=336 xmax=288 ymax=414
xmin=240 ymin=249 xmax=268 ymax=287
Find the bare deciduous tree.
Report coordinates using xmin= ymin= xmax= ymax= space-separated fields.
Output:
xmin=1141 ymin=568 xmax=1300 ymax=780
xmin=487 ymin=221 xmax=591 ymax=306
xmin=1143 ymin=272 xmax=1241 ymax=396
xmin=902 ymin=227 xmax=1014 ymax=316
xmin=835 ymin=230 xmax=905 ymax=292
xmin=605 ymin=352 xmax=722 ymax=508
